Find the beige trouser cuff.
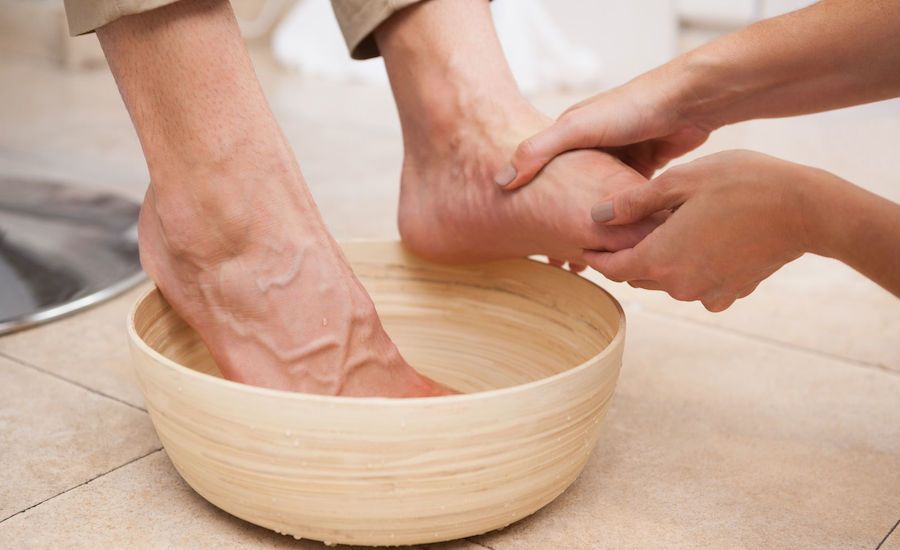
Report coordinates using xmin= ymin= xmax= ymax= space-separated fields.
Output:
xmin=64 ymin=0 xmax=182 ymax=35
xmin=330 ymin=0 xmax=423 ymax=60
xmin=64 ymin=0 xmax=424 ymax=60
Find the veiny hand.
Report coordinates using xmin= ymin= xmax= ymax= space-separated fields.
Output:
xmin=494 ymin=65 xmax=714 ymax=189
xmin=584 ymin=150 xmax=816 ymax=312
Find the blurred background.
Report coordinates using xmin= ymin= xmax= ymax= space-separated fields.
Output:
xmin=0 ymin=0 xmax=898 ymax=364
xmin=0 ymin=0 xmax=827 ymax=227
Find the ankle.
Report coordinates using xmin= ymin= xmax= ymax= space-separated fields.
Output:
xmin=376 ymin=0 xmax=541 ymax=146
xmin=140 ymin=169 xmax=320 ymax=266
xmin=401 ymin=103 xmax=549 ymax=177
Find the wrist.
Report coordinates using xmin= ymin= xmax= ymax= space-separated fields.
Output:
xmin=671 ymin=30 xmax=785 ymax=131
xmin=794 ymin=166 xmax=851 ymax=260
xmin=667 ymin=50 xmax=738 ymax=131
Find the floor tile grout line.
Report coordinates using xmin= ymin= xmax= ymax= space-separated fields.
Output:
xmin=0 ymin=351 xmax=147 ymax=413
xmin=876 ymin=517 xmax=900 ymax=549
xmin=639 ymin=307 xmax=899 ymax=376
xmin=0 ymin=447 xmax=164 ymax=524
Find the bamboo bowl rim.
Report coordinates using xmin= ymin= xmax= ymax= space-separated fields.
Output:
xmin=127 ymin=247 xmax=625 ymax=405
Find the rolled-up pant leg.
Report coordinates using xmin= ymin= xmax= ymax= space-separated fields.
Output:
xmin=330 ymin=0 xmax=426 ymax=60
xmin=65 ymin=0 xmax=428 ymax=58
xmin=64 ymin=0 xmax=183 ymax=34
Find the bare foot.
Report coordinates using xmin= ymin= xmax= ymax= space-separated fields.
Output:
xmin=376 ymin=0 xmax=658 ymax=267
xmin=397 ymin=109 xmax=657 ymax=265
xmin=99 ymin=0 xmax=450 ymax=397
xmin=138 ymin=162 xmax=451 ymax=397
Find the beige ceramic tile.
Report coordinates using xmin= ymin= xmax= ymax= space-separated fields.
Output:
xmin=0 ymin=55 xmax=148 ymax=198
xmin=880 ymin=521 xmax=900 ymax=550
xmin=0 ymin=284 xmax=152 ymax=409
xmin=0 ymin=450 xmax=483 ymax=550
xmin=473 ymin=310 xmax=900 ymax=549
xmin=0 ymin=356 xmax=159 ymax=520
xmin=588 ymin=254 xmax=900 ymax=374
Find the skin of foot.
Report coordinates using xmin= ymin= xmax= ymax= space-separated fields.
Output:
xmin=99 ymin=0 xmax=450 ymax=397
xmin=377 ymin=0 xmax=660 ymax=266
xmin=397 ymin=110 xmax=660 ymax=265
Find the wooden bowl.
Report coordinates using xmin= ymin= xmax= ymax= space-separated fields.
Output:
xmin=128 ymin=240 xmax=625 ymax=546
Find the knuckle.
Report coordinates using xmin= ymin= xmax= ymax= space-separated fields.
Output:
xmin=516 ymin=137 xmax=541 ymax=161
xmin=559 ymin=112 xmax=602 ymax=143
xmin=658 ymin=164 xmax=688 ymax=183
xmin=556 ymin=112 xmax=581 ymax=132
xmin=650 ymin=172 xmax=682 ymax=198
xmin=614 ymin=196 xmax=635 ymax=221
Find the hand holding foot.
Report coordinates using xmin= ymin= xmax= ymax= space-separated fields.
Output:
xmin=494 ymin=64 xmax=712 ymax=189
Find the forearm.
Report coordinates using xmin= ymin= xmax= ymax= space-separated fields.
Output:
xmin=96 ymin=0 xmax=294 ymax=191
xmin=669 ymin=0 xmax=900 ymax=128
xmin=801 ymin=170 xmax=900 ymax=297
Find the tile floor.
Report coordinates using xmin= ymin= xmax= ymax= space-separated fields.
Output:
xmin=1 ymin=43 xmax=898 ymax=549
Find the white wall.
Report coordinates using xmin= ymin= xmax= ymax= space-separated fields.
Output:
xmin=677 ymin=0 xmax=816 ymax=25
xmin=542 ymin=0 xmax=679 ymax=87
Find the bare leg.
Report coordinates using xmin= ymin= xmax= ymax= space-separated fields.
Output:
xmin=377 ymin=0 xmax=658 ymax=264
xmin=99 ymin=0 xmax=448 ymax=396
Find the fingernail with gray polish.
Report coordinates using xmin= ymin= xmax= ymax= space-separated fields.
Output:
xmin=494 ymin=163 xmax=517 ymax=186
xmin=591 ymin=201 xmax=615 ymax=223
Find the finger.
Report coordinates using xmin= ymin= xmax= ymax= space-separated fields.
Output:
xmin=591 ymin=172 xmax=687 ymax=225
xmin=547 ymin=257 xmax=565 ymax=269
xmin=587 ymin=212 xmax=667 ymax=252
xmin=568 ymin=262 xmax=587 ymax=273
xmin=496 ymin=112 xmax=600 ymax=191
xmin=582 ymin=248 xmax=647 ymax=283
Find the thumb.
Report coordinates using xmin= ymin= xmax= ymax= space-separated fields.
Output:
xmin=495 ymin=111 xmax=605 ymax=191
xmin=591 ymin=174 xmax=686 ymax=225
